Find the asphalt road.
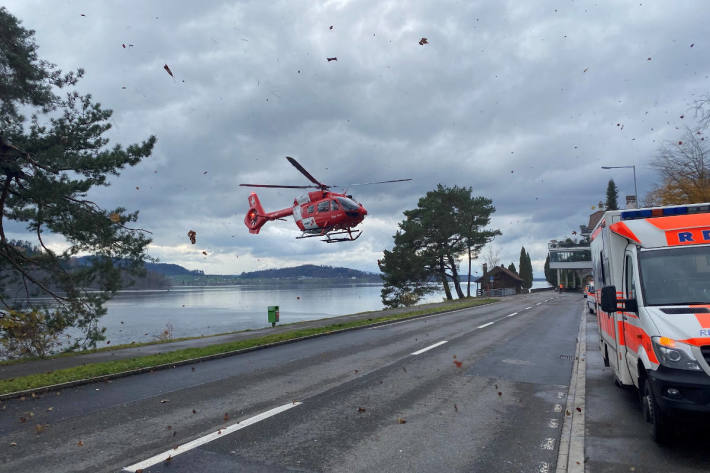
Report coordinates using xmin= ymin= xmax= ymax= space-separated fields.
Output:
xmin=2 ymin=292 xmax=578 ymax=473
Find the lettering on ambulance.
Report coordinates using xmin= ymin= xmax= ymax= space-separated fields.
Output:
xmin=665 ymin=227 xmax=710 ymax=245
xmin=686 ymin=305 xmax=710 ymax=344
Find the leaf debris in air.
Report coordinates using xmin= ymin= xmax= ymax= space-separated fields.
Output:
xmin=419 ymin=37 xmax=428 ymax=45
xmin=163 ymin=64 xmax=174 ymax=77
xmin=326 ymin=57 xmax=338 ymax=62
xmin=187 ymin=230 xmax=197 ymax=244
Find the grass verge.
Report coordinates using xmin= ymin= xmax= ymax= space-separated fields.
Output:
xmin=0 ymin=298 xmax=497 ymax=396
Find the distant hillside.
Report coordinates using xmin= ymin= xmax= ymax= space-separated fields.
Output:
xmin=238 ymin=264 xmax=380 ymax=281
xmin=144 ymin=262 xmax=204 ymax=276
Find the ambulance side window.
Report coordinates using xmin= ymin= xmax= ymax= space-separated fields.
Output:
xmin=625 ymin=255 xmax=636 ymax=300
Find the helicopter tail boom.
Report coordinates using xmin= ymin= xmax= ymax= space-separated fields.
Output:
xmin=244 ymin=192 xmax=292 ymax=234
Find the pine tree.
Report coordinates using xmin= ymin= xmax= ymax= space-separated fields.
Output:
xmin=507 ymin=262 xmax=517 ymax=274
xmin=0 ymin=8 xmax=156 ymax=357
xmin=605 ymin=179 xmax=619 ymax=210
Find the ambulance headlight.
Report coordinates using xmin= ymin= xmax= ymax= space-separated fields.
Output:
xmin=651 ymin=337 xmax=702 ymax=371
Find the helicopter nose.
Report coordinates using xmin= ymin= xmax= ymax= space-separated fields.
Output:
xmin=360 ymin=206 xmax=368 ymax=216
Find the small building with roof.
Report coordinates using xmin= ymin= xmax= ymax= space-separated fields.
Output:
xmin=475 ymin=263 xmax=524 ymax=296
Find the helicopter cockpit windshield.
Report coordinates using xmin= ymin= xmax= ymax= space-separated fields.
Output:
xmin=337 ymin=197 xmax=360 ymax=211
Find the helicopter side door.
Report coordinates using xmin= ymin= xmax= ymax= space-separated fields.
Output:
xmin=329 ymin=199 xmax=345 ymax=227
xmin=314 ymin=199 xmax=332 ymax=228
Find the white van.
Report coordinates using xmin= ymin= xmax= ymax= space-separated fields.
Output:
xmin=591 ymin=203 xmax=710 ymax=442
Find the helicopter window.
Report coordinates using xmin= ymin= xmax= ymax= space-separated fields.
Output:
xmin=337 ymin=197 xmax=360 ymax=211
xmin=317 ymin=201 xmax=330 ymax=212
xmin=331 ymin=200 xmax=340 ymax=211
xmin=306 ymin=205 xmax=314 ymax=214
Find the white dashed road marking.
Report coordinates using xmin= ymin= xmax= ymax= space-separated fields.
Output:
xmin=477 ymin=321 xmax=494 ymax=329
xmin=525 ymin=306 xmax=533 ymax=310
xmin=411 ymin=340 xmax=448 ymax=355
xmin=505 ymin=312 xmax=518 ymax=317
xmin=541 ymin=438 xmax=555 ymax=450
xmin=123 ymin=402 xmax=302 ymax=472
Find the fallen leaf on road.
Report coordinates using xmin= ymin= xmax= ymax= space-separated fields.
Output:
xmin=358 ymin=407 xmax=366 ymax=413
xmin=454 ymin=404 xmax=458 ymax=412
xmin=453 ymin=360 xmax=463 ymax=368
xmin=160 ymin=399 xmax=170 ymax=404
xmin=576 ymin=407 xmax=582 ymax=412
xmin=19 ymin=417 xmax=26 ymax=423
xmin=224 ymin=413 xmax=229 ymax=421
xmin=77 ymin=440 xmax=84 ymax=447
xmin=9 ymin=442 xmax=17 ymax=447
xmin=167 ymin=425 xmax=172 ymax=430
xmin=35 ymin=424 xmax=46 ymax=434
xmin=497 ymin=392 xmax=502 ymax=396
xmin=164 ymin=455 xmax=172 ymax=463
xmin=398 ymin=418 xmax=407 ymax=424
xmin=566 ymin=409 xmax=571 ymax=416
xmin=192 ymin=409 xmax=197 ymax=414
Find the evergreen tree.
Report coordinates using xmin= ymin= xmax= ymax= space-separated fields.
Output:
xmin=0 ymin=8 xmax=156 ymax=357
xmin=519 ymin=247 xmax=533 ymax=290
xmin=507 ymin=262 xmax=517 ymax=274
xmin=544 ymin=254 xmax=558 ymax=286
xmin=605 ymin=179 xmax=619 ymax=210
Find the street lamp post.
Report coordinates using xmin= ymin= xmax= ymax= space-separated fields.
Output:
xmin=601 ymin=165 xmax=638 ymax=205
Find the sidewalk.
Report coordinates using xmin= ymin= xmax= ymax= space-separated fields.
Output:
xmin=0 ymin=295 xmax=523 ymax=381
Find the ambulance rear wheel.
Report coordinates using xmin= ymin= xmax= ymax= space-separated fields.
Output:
xmin=642 ymin=379 xmax=672 ymax=444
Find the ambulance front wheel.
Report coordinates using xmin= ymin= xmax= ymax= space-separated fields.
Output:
xmin=642 ymin=379 xmax=672 ymax=444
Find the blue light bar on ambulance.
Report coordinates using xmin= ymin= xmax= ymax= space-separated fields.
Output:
xmin=621 ymin=204 xmax=710 ymax=220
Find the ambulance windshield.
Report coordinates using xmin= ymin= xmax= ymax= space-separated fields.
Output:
xmin=639 ymin=246 xmax=710 ymax=305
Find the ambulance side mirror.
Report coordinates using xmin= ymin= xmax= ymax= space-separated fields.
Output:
xmin=600 ymin=286 xmax=618 ymax=313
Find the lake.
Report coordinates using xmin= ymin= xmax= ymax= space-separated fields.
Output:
xmin=96 ymin=280 xmax=551 ymax=346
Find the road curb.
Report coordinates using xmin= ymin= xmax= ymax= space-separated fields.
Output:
xmin=0 ymin=299 xmax=500 ymax=401
xmin=556 ymin=306 xmax=586 ymax=473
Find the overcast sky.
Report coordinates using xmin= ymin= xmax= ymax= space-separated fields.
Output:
xmin=4 ymin=0 xmax=710 ymax=277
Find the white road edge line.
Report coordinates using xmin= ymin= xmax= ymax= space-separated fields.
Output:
xmin=477 ymin=321 xmax=494 ymax=329
xmin=123 ymin=402 xmax=302 ymax=472
xmin=505 ymin=312 xmax=518 ymax=318
xmin=555 ymin=306 xmax=586 ymax=473
xmin=410 ymin=340 xmax=448 ymax=355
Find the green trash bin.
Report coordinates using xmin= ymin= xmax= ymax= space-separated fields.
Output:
xmin=268 ymin=306 xmax=279 ymax=327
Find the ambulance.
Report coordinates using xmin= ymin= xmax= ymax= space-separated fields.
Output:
xmin=590 ymin=202 xmax=710 ymax=442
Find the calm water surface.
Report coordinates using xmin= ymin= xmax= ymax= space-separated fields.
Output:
xmin=99 ymin=280 xmax=551 ymax=346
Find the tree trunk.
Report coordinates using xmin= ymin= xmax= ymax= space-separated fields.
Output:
xmin=439 ymin=255 xmax=453 ymax=300
xmin=447 ymin=253 xmax=465 ymax=299
xmin=467 ymin=246 xmax=472 ymax=297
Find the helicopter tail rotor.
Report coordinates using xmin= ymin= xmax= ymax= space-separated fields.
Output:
xmin=245 ymin=192 xmax=268 ymax=234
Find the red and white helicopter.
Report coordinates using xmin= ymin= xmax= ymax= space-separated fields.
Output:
xmin=240 ymin=156 xmax=411 ymax=243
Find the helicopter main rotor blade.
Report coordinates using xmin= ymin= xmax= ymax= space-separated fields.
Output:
xmin=239 ymin=184 xmax=316 ymax=189
xmin=286 ymin=156 xmax=329 ymax=189
xmin=337 ymin=178 xmax=413 ymax=187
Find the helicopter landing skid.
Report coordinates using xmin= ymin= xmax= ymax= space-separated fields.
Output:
xmin=296 ymin=228 xmax=362 ymax=243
